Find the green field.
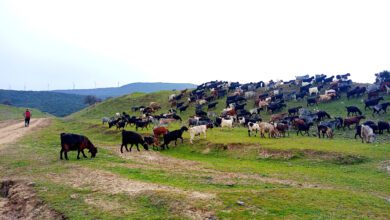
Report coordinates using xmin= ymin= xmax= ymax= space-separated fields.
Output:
xmin=0 ymin=88 xmax=389 ymax=219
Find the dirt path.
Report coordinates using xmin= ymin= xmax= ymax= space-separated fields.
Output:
xmin=0 ymin=118 xmax=51 ymax=148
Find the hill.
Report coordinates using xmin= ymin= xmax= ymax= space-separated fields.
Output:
xmin=1 ymin=83 xmax=389 ymax=219
xmin=0 ymin=104 xmax=49 ymax=121
xmin=0 ymin=90 xmax=87 ymax=117
xmin=54 ymin=82 xmax=197 ymax=99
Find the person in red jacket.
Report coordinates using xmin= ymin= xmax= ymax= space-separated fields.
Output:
xmin=24 ymin=109 xmax=31 ymax=127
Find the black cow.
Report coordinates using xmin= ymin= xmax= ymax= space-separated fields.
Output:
xmin=120 ymin=130 xmax=149 ymax=153
xmin=160 ymin=126 xmax=189 ymax=150
xmin=60 ymin=133 xmax=97 ymax=160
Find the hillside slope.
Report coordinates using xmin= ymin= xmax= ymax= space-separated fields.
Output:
xmin=55 ymin=82 xmax=197 ymax=99
xmin=0 ymin=90 xmax=87 ymax=117
xmin=0 ymin=104 xmax=49 ymax=121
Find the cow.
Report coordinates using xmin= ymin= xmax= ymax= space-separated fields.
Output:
xmin=346 ymin=106 xmax=362 ymax=116
xmin=120 ymin=130 xmax=149 ymax=153
xmin=160 ymin=126 xmax=189 ymax=150
xmin=60 ymin=133 xmax=97 ymax=160
xmin=361 ymin=125 xmax=376 ymax=143
xmin=189 ymin=125 xmax=207 ymax=144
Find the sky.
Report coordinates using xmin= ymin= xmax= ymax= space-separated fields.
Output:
xmin=0 ymin=0 xmax=389 ymax=90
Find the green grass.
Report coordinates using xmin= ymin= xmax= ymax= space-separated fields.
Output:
xmin=0 ymin=104 xmax=49 ymax=121
xmin=1 ymin=86 xmax=390 ymax=219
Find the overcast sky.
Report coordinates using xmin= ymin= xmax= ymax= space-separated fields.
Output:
xmin=0 ymin=0 xmax=389 ymax=90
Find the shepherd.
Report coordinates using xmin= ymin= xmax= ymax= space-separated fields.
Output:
xmin=23 ymin=108 xmax=31 ymax=127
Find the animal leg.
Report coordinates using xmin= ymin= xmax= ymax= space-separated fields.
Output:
xmin=81 ymin=150 xmax=87 ymax=158
xmin=136 ymin=143 xmax=140 ymax=151
xmin=77 ymin=150 xmax=81 ymax=160
xmin=65 ymin=151 xmax=69 ymax=160
xmin=60 ymin=149 xmax=64 ymax=160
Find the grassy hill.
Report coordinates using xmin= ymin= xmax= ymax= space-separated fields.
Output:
xmin=0 ymin=104 xmax=49 ymax=121
xmin=0 ymin=89 xmax=88 ymax=117
xmin=1 ymin=84 xmax=389 ymax=219
xmin=55 ymin=82 xmax=197 ymax=99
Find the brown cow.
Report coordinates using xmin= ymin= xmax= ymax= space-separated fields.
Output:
xmin=343 ymin=116 xmax=365 ymax=129
xmin=153 ymin=126 xmax=169 ymax=144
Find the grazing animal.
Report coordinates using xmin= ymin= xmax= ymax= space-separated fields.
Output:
xmin=120 ymin=130 xmax=149 ymax=153
xmin=317 ymin=94 xmax=332 ymax=103
xmin=346 ymin=106 xmax=362 ymax=116
xmin=135 ymin=120 xmax=149 ymax=130
xmin=189 ymin=125 xmax=207 ymax=144
xmin=276 ymin=123 xmax=289 ymax=137
xmin=296 ymin=123 xmax=313 ymax=136
xmin=372 ymin=102 xmax=390 ymax=115
xmin=317 ymin=125 xmax=333 ymax=139
xmin=316 ymin=111 xmax=331 ymax=121
xmin=259 ymin=122 xmax=279 ymax=138
xmin=221 ymin=118 xmax=234 ymax=129
xmin=309 ymin=87 xmax=319 ymax=96
xmin=288 ymin=106 xmax=302 ymax=115
xmin=153 ymin=126 xmax=169 ymax=139
xmin=116 ymin=120 xmax=126 ymax=130
xmin=102 ymin=117 xmax=111 ymax=125
xmin=361 ymin=125 xmax=376 ymax=143
xmin=60 ymin=133 xmax=97 ymax=160
xmin=270 ymin=113 xmax=287 ymax=123
xmin=364 ymin=97 xmax=384 ymax=110
xmin=307 ymin=97 xmax=318 ymax=107
xmin=343 ymin=116 xmax=365 ymax=129
xmin=160 ymin=126 xmax=189 ymax=150
xmin=179 ymin=105 xmax=189 ymax=113
xmin=247 ymin=122 xmax=260 ymax=137
xmin=207 ymin=102 xmax=218 ymax=110
xmin=378 ymin=121 xmax=390 ymax=134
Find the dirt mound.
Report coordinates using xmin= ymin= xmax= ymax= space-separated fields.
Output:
xmin=0 ymin=180 xmax=66 ymax=220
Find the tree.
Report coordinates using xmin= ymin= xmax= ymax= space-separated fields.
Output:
xmin=84 ymin=95 xmax=101 ymax=106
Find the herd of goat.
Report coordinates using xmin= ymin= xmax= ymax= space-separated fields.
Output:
xmin=100 ymin=73 xmax=389 ymax=153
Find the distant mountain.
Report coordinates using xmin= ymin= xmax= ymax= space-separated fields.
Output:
xmin=0 ymin=90 xmax=87 ymax=117
xmin=54 ymin=82 xmax=197 ymax=99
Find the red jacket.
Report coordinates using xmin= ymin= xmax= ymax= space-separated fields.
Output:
xmin=25 ymin=111 xmax=31 ymax=118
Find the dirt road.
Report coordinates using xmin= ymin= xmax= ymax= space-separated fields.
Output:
xmin=0 ymin=118 xmax=51 ymax=147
